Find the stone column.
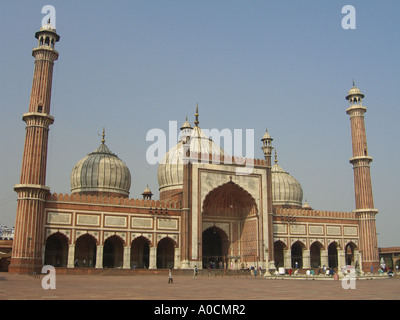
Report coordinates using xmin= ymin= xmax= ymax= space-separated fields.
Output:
xmin=303 ymin=249 xmax=311 ymax=269
xmin=354 ymin=249 xmax=363 ymax=275
xmin=95 ymin=244 xmax=103 ymax=269
xmin=174 ymin=247 xmax=180 ymax=269
xmin=321 ymin=249 xmax=329 ymax=268
xmin=338 ymin=248 xmax=346 ymax=272
xmin=67 ymin=244 xmax=75 ymax=268
xmin=123 ymin=245 xmax=131 ymax=269
xmin=149 ymin=246 xmax=157 ymax=269
xmin=284 ymin=249 xmax=291 ymax=269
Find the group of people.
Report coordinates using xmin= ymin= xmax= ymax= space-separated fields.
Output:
xmin=167 ymin=265 xmax=200 ymax=284
xmin=167 ymin=264 xmax=264 ymax=283
xmin=74 ymin=258 xmax=93 ymax=268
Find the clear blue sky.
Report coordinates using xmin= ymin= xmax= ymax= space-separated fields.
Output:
xmin=0 ymin=0 xmax=399 ymax=247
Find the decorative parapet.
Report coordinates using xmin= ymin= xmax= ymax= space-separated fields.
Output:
xmin=46 ymin=193 xmax=181 ymax=209
xmin=274 ymin=207 xmax=357 ymax=220
xmin=187 ymin=151 xmax=268 ymax=167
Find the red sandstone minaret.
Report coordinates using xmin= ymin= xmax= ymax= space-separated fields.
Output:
xmin=261 ymin=129 xmax=275 ymax=273
xmin=9 ymin=21 xmax=60 ymax=273
xmin=346 ymin=83 xmax=379 ymax=273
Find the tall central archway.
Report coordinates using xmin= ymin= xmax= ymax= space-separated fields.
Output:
xmin=202 ymin=181 xmax=259 ymax=268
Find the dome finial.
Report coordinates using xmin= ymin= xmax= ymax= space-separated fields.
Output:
xmin=101 ymin=127 xmax=106 ymax=144
xmin=194 ymin=103 xmax=199 ymax=127
xmin=274 ymin=149 xmax=278 ymax=163
xmin=352 ymin=79 xmax=355 ymax=87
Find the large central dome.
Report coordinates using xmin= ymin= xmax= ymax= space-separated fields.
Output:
xmin=70 ymin=134 xmax=131 ymax=198
xmin=158 ymin=116 xmax=225 ymax=198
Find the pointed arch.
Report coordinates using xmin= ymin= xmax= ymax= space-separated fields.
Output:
xmin=310 ymin=241 xmax=323 ymax=268
xmin=74 ymin=233 xmax=98 ymax=268
xmin=44 ymin=232 xmax=69 ymax=267
xmin=131 ymin=236 xmax=150 ymax=268
xmin=157 ymin=237 xmax=175 ymax=269
xmin=274 ymin=240 xmax=287 ymax=268
xmin=345 ymin=241 xmax=358 ymax=266
xmin=103 ymin=235 xmax=124 ymax=268
xmin=202 ymin=181 xmax=258 ymax=218
xmin=291 ymin=240 xmax=305 ymax=268
xmin=328 ymin=241 xmax=339 ymax=268
xmin=202 ymin=181 xmax=260 ymax=266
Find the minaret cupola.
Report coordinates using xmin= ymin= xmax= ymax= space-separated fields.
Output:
xmin=261 ymin=129 xmax=273 ymax=159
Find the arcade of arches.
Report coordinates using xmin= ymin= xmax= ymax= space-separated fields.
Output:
xmin=44 ymin=232 xmax=359 ymax=270
xmin=273 ymin=240 xmax=359 ymax=270
xmin=44 ymin=232 xmax=177 ymax=269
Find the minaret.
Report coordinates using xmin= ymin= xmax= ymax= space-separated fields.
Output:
xmin=346 ymin=83 xmax=379 ymax=272
xmin=181 ymin=110 xmax=195 ymax=269
xmin=261 ymin=129 xmax=275 ymax=273
xmin=9 ymin=20 xmax=60 ymax=273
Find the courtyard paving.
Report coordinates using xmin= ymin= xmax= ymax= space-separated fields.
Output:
xmin=0 ymin=272 xmax=399 ymax=301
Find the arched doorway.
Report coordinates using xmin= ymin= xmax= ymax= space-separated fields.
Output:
xmin=291 ymin=241 xmax=304 ymax=268
xmin=345 ymin=242 xmax=357 ymax=266
xmin=131 ymin=236 xmax=150 ymax=268
xmin=310 ymin=241 xmax=323 ymax=268
xmin=274 ymin=241 xmax=286 ymax=269
xmin=44 ymin=232 xmax=68 ymax=267
xmin=202 ymin=181 xmax=259 ymax=266
xmin=103 ymin=235 xmax=124 ymax=268
xmin=74 ymin=233 xmax=97 ymax=268
xmin=202 ymin=227 xmax=229 ymax=269
xmin=328 ymin=242 xmax=338 ymax=268
xmin=157 ymin=237 xmax=175 ymax=269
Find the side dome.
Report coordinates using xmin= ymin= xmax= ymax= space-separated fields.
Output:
xmin=271 ymin=157 xmax=303 ymax=208
xmin=70 ymin=138 xmax=131 ymax=198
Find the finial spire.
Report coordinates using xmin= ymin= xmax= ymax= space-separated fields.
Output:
xmin=274 ymin=149 xmax=278 ymax=163
xmin=101 ymin=127 xmax=106 ymax=144
xmin=352 ymin=79 xmax=355 ymax=87
xmin=194 ymin=103 xmax=199 ymax=127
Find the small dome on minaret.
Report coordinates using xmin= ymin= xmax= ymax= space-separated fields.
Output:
xmin=180 ymin=117 xmax=192 ymax=130
xmin=35 ymin=18 xmax=60 ymax=45
xmin=142 ymin=186 xmax=153 ymax=200
xmin=261 ymin=129 xmax=273 ymax=159
xmin=40 ymin=19 xmax=56 ymax=32
xmin=302 ymin=199 xmax=312 ymax=210
xmin=346 ymin=81 xmax=364 ymax=101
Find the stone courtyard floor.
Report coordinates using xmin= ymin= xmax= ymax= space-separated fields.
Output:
xmin=1 ymin=272 xmax=399 ymax=300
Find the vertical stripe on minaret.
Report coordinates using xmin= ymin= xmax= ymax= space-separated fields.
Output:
xmin=346 ymin=84 xmax=379 ymax=273
xmin=9 ymin=22 xmax=60 ymax=274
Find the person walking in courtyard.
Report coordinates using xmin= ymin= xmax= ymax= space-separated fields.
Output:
xmin=168 ymin=269 xmax=173 ymax=284
xmin=193 ymin=265 xmax=198 ymax=279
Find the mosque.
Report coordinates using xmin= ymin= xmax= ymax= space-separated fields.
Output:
xmin=9 ymin=21 xmax=380 ymax=274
